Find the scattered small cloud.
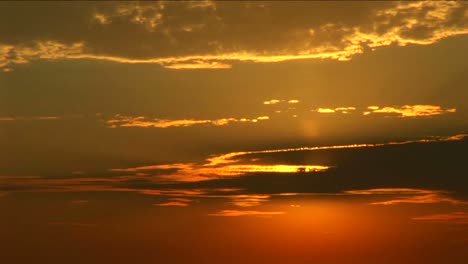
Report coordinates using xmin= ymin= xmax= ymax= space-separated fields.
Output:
xmin=263 ymin=99 xmax=282 ymax=105
xmin=364 ymin=105 xmax=456 ymax=117
xmin=316 ymin=108 xmax=335 ymax=113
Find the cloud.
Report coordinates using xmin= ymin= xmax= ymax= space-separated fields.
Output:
xmin=314 ymin=106 xmax=356 ymax=114
xmin=334 ymin=107 xmax=356 ymax=114
xmin=345 ymin=188 xmax=468 ymax=205
xmin=345 ymin=188 xmax=434 ymax=195
xmin=1 ymin=134 xmax=467 ymax=204
xmin=365 ymin=105 xmax=456 ymax=117
xmin=1 ymin=1 xmax=466 ymax=71
xmin=155 ymin=197 xmax=195 ymax=207
xmin=163 ymin=61 xmax=231 ymax=69
xmin=264 ymin=99 xmax=299 ymax=105
xmin=316 ymin=108 xmax=335 ymax=113
xmin=92 ymin=2 xmax=165 ymax=31
xmin=412 ymin=212 xmax=468 ymax=225
xmin=105 ymin=114 xmax=270 ymax=128
xmin=0 ymin=116 xmax=61 ymax=121
xmin=0 ymin=41 xmax=84 ymax=72
xmin=155 ymin=201 xmax=190 ymax=207
xmin=209 ymin=210 xmax=286 ymax=217
xmin=263 ymin=99 xmax=282 ymax=105
xmin=229 ymin=194 xmax=270 ymax=207
xmin=310 ymin=105 xmax=456 ymax=117
xmin=371 ymin=193 xmax=467 ymax=205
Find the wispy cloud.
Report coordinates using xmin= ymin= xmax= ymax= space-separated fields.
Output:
xmin=345 ymin=188 xmax=468 ymax=205
xmin=155 ymin=197 xmax=194 ymax=207
xmin=412 ymin=212 xmax=468 ymax=225
xmin=0 ymin=116 xmax=61 ymax=121
xmin=155 ymin=201 xmax=190 ymax=207
xmin=229 ymin=194 xmax=271 ymax=207
xmin=106 ymin=114 xmax=269 ymax=128
xmin=164 ymin=61 xmax=231 ymax=69
xmin=209 ymin=210 xmax=286 ymax=217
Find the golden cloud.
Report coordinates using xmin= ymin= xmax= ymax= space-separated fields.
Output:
xmin=106 ymin=114 xmax=270 ymax=128
xmin=2 ymin=1 xmax=466 ymax=72
xmin=365 ymin=105 xmax=456 ymax=117
xmin=316 ymin=108 xmax=335 ymax=113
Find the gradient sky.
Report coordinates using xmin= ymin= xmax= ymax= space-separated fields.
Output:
xmin=1 ymin=1 xmax=468 ymax=263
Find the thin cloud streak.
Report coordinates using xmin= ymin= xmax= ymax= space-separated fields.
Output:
xmin=106 ymin=114 xmax=270 ymax=128
xmin=0 ymin=116 xmax=61 ymax=121
xmin=412 ymin=212 xmax=468 ymax=225
xmin=155 ymin=201 xmax=190 ymax=207
xmin=209 ymin=210 xmax=286 ymax=217
xmin=345 ymin=188 xmax=468 ymax=205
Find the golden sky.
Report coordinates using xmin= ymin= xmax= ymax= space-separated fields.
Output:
xmin=1 ymin=1 xmax=468 ymax=263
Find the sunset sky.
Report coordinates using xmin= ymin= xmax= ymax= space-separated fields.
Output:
xmin=1 ymin=1 xmax=468 ymax=263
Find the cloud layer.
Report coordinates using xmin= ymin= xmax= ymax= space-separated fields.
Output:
xmin=1 ymin=1 xmax=467 ymax=71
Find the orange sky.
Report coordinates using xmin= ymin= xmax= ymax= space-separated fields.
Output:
xmin=1 ymin=1 xmax=467 ymax=263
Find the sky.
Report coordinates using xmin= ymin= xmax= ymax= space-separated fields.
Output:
xmin=1 ymin=1 xmax=468 ymax=263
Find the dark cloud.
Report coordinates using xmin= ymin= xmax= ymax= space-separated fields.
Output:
xmin=0 ymin=1 xmax=466 ymax=70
